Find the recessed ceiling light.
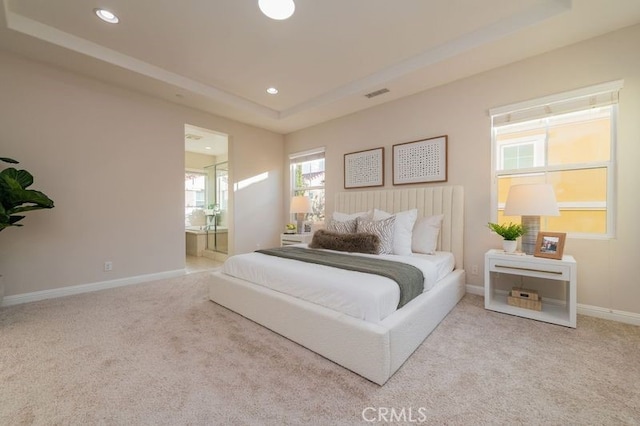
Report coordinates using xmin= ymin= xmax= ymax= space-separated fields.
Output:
xmin=266 ymin=87 xmax=279 ymax=95
xmin=205 ymin=146 xmax=212 ymax=150
xmin=94 ymin=8 xmax=119 ymax=24
xmin=258 ymin=0 xmax=295 ymax=20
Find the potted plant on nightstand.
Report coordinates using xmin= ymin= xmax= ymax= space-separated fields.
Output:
xmin=0 ymin=157 xmax=55 ymax=305
xmin=284 ymin=223 xmax=296 ymax=234
xmin=487 ymin=222 xmax=526 ymax=253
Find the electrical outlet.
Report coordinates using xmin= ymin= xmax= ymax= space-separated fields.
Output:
xmin=471 ymin=264 xmax=479 ymax=275
xmin=104 ymin=261 xmax=113 ymax=272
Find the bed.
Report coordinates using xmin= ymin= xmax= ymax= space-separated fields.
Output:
xmin=208 ymin=186 xmax=465 ymax=385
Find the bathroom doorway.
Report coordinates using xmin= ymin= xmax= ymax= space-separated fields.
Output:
xmin=184 ymin=124 xmax=229 ymax=264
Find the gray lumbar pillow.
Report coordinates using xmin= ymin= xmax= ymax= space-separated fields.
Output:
xmin=308 ymin=229 xmax=380 ymax=254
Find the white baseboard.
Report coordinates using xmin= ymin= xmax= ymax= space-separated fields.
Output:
xmin=576 ymin=304 xmax=640 ymax=327
xmin=1 ymin=269 xmax=185 ymax=307
xmin=466 ymin=284 xmax=484 ymax=296
xmin=464 ymin=284 xmax=640 ymax=326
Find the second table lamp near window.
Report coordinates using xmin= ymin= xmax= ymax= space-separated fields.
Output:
xmin=290 ymin=195 xmax=312 ymax=234
xmin=504 ymin=183 xmax=560 ymax=255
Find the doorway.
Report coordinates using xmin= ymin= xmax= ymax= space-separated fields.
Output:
xmin=184 ymin=124 xmax=229 ymax=264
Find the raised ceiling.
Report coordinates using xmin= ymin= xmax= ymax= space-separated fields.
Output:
xmin=1 ymin=0 xmax=640 ymax=134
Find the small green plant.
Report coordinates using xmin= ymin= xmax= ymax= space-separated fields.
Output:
xmin=1 ymin=157 xmax=54 ymax=232
xmin=487 ymin=222 xmax=526 ymax=241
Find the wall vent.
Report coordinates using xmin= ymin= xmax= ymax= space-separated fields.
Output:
xmin=364 ymin=88 xmax=390 ymax=99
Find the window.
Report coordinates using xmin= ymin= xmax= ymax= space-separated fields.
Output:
xmin=490 ymin=81 xmax=622 ymax=237
xmin=185 ymin=171 xmax=207 ymax=226
xmin=214 ymin=162 xmax=229 ymax=214
xmin=498 ymin=135 xmax=544 ymax=170
xmin=290 ymin=148 xmax=325 ymax=222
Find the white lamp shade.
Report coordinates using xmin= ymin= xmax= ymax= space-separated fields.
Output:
xmin=504 ymin=184 xmax=560 ymax=216
xmin=189 ymin=209 xmax=207 ymax=226
xmin=290 ymin=195 xmax=312 ymax=214
xmin=258 ymin=0 xmax=295 ymax=20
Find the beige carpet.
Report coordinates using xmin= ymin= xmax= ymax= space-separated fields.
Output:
xmin=1 ymin=272 xmax=639 ymax=425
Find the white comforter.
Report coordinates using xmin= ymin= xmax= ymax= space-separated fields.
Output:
xmin=221 ymin=245 xmax=455 ymax=323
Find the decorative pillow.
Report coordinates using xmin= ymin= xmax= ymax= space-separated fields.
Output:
xmin=326 ymin=218 xmax=357 ymax=234
xmin=308 ymin=229 xmax=380 ymax=254
xmin=356 ymin=216 xmax=395 ymax=255
xmin=372 ymin=209 xmax=418 ymax=256
xmin=411 ymin=214 xmax=444 ymax=254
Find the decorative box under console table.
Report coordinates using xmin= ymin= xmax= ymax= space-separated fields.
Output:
xmin=484 ymin=249 xmax=577 ymax=328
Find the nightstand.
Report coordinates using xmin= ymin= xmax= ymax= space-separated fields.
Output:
xmin=280 ymin=233 xmax=313 ymax=246
xmin=484 ymin=249 xmax=577 ymax=328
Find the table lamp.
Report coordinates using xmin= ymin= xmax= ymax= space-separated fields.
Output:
xmin=504 ymin=183 xmax=560 ymax=255
xmin=290 ymin=195 xmax=312 ymax=234
xmin=189 ymin=209 xmax=207 ymax=230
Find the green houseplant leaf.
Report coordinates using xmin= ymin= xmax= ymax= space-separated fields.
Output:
xmin=0 ymin=157 xmax=54 ymax=231
xmin=487 ymin=222 xmax=526 ymax=241
xmin=1 ymin=167 xmax=34 ymax=189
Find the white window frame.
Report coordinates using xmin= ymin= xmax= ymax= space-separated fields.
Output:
xmin=490 ymin=81 xmax=622 ymax=239
xmin=289 ymin=147 xmax=326 ymax=222
xmin=185 ymin=169 xmax=208 ymax=227
xmin=497 ymin=134 xmax=545 ymax=171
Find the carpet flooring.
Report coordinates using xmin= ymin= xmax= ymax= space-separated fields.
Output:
xmin=1 ymin=272 xmax=639 ymax=425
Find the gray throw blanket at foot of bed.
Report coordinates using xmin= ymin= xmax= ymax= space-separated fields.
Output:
xmin=256 ymin=247 xmax=424 ymax=308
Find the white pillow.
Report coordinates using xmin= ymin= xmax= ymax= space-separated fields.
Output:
xmin=411 ymin=214 xmax=444 ymax=255
xmin=356 ymin=216 xmax=396 ymax=255
xmin=310 ymin=221 xmax=325 ymax=234
xmin=332 ymin=210 xmax=371 ymax=222
xmin=372 ymin=209 xmax=418 ymax=256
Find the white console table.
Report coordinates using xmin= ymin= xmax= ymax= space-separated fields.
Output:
xmin=484 ymin=249 xmax=577 ymax=328
xmin=280 ymin=233 xmax=313 ymax=247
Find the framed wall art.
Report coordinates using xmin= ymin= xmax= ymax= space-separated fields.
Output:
xmin=534 ymin=232 xmax=566 ymax=259
xmin=344 ymin=147 xmax=384 ymax=189
xmin=392 ymin=135 xmax=447 ymax=185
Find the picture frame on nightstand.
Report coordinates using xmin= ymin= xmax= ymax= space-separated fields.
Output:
xmin=534 ymin=232 xmax=566 ymax=259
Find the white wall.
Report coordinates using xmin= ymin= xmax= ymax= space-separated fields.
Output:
xmin=0 ymin=50 xmax=283 ymax=297
xmin=285 ymin=24 xmax=640 ymax=317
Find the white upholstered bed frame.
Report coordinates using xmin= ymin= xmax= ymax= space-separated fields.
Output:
xmin=208 ymin=186 xmax=465 ymax=385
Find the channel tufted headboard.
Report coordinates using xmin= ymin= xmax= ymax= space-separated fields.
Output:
xmin=334 ymin=186 xmax=464 ymax=270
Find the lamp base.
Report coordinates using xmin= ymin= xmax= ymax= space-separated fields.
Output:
xmin=521 ymin=215 xmax=540 ymax=255
xmin=296 ymin=213 xmax=305 ymax=234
